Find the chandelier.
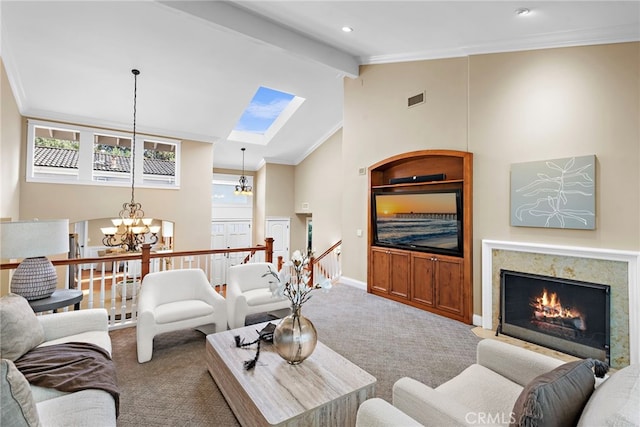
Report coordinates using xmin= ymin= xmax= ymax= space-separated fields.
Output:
xmin=234 ymin=147 xmax=253 ymax=196
xmin=100 ymin=69 xmax=159 ymax=252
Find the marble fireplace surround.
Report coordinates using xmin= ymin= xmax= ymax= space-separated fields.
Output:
xmin=481 ymin=240 xmax=639 ymax=367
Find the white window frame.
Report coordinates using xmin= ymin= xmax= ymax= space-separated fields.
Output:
xmin=212 ymin=173 xmax=253 ymax=221
xmin=27 ymin=119 xmax=180 ymax=189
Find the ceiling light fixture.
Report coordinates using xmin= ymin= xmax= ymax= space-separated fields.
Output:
xmin=341 ymin=26 xmax=353 ymax=33
xmin=101 ymin=69 xmax=160 ymax=252
xmin=515 ymin=8 xmax=531 ymax=16
xmin=234 ymin=147 xmax=253 ymax=196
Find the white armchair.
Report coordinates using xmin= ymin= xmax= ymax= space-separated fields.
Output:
xmin=356 ymin=339 xmax=565 ymax=427
xmin=356 ymin=339 xmax=640 ymax=427
xmin=136 ymin=268 xmax=227 ymax=363
xmin=226 ymin=262 xmax=290 ymax=330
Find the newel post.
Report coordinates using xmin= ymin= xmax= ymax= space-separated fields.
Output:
xmin=141 ymin=244 xmax=151 ymax=279
xmin=265 ymin=237 xmax=274 ymax=263
xmin=308 ymin=256 xmax=315 ymax=286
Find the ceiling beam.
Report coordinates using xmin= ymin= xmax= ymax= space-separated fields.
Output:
xmin=158 ymin=1 xmax=359 ymax=78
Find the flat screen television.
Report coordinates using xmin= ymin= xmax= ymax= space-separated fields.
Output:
xmin=372 ymin=189 xmax=463 ymax=257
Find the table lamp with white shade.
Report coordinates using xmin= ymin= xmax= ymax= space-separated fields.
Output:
xmin=0 ymin=219 xmax=69 ymax=300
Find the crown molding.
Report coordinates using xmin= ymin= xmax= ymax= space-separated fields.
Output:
xmin=22 ymin=109 xmax=218 ymax=144
xmin=362 ymin=24 xmax=640 ymax=65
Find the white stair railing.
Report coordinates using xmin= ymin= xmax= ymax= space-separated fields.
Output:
xmin=1 ymin=239 xmax=343 ymax=331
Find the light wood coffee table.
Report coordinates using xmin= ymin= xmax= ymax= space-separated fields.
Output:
xmin=206 ymin=322 xmax=376 ymax=427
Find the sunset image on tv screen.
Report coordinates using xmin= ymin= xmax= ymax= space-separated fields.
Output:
xmin=375 ymin=192 xmax=459 ymax=250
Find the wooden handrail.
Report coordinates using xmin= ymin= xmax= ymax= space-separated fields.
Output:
xmin=242 ymin=244 xmax=268 ymax=264
xmin=309 ymin=240 xmax=341 ymax=285
xmin=275 ymin=240 xmax=341 ymax=285
xmin=313 ymin=240 xmax=342 ymax=263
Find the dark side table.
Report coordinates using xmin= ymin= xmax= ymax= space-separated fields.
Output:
xmin=28 ymin=289 xmax=83 ymax=313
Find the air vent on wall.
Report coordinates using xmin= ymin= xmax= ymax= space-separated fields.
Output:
xmin=408 ymin=91 xmax=425 ymax=108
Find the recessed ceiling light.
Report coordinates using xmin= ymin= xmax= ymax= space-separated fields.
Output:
xmin=341 ymin=26 xmax=353 ymax=33
xmin=515 ymin=8 xmax=531 ymax=16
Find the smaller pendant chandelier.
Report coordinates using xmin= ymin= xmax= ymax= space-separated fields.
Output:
xmin=100 ymin=69 xmax=159 ymax=252
xmin=234 ymin=147 xmax=253 ymax=196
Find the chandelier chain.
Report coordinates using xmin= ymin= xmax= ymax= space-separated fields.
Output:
xmin=101 ymin=68 xmax=158 ymax=252
xmin=130 ymin=69 xmax=139 ymax=207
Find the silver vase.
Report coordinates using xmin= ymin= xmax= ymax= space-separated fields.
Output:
xmin=273 ymin=305 xmax=317 ymax=364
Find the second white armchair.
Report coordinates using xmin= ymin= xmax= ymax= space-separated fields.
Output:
xmin=226 ymin=262 xmax=291 ymax=329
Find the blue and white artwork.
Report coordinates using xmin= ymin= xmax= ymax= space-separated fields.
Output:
xmin=510 ymin=155 xmax=596 ymax=230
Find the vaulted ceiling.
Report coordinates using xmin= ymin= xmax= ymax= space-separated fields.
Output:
xmin=2 ymin=1 xmax=638 ymax=170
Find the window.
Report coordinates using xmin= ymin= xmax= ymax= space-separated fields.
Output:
xmin=93 ymin=133 xmax=132 ymax=183
xmin=27 ymin=119 xmax=180 ymax=188
xmin=142 ymin=139 xmax=177 ymax=186
xmin=211 ymin=173 xmax=253 ymax=221
xmin=228 ymin=86 xmax=305 ymax=145
xmin=32 ymin=124 xmax=80 ymax=181
xmin=212 ymin=181 xmax=253 ymax=206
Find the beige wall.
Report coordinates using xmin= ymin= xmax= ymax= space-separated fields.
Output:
xmin=470 ymin=43 xmax=639 ymax=249
xmin=1 ymin=58 xmax=23 ymax=294
xmin=342 ymin=57 xmax=469 ymax=283
xmin=294 ymin=128 xmax=343 ymax=254
xmin=254 ymin=164 xmax=267 ymax=244
xmin=260 ymin=163 xmax=300 ymax=252
xmin=1 ymin=58 xmax=21 ymax=221
xmin=17 ymin=135 xmax=213 ymax=251
xmin=340 ymin=42 xmax=639 ymax=316
xmin=470 ymin=43 xmax=640 ymax=314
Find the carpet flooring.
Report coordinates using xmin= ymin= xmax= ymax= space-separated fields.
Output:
xmin=111 ymin=283 xmax=480 ymax=426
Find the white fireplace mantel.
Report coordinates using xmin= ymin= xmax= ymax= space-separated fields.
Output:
xmin=481 ymin=239 xmax=639 ymax=365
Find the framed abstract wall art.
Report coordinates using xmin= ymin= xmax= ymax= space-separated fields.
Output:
xmin=510 ymin=155 xmax=596 ymax=229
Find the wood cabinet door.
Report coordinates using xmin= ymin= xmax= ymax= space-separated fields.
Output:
xmin=434 ymin=256 xmax=464 ymax=315
xmin=370 ymin=248 xmax=391 ymax=293
xmin=411 ymin=253 xmax=435 ymax=306
xmin=389 ymin=250 xmax=410 ymax=299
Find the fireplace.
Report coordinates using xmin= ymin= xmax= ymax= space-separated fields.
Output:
xmin=498 ymin=269 xmax=610 ymax=364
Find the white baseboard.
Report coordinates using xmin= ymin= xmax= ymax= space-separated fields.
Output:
xmin=472 ymin=314 xmax=483 ymax=327
xmin=338 ymin=276 xmax=367 ymax=291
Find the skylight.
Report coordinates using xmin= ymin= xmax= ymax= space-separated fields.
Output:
xmin=229 ymin=86 xmax=305 ymax=145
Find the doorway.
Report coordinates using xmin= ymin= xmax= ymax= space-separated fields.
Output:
xmin=306 ymin=217 xmax=313 ymax=255
xmin=211 ymin=220 xmax=252 ymax=284
xmin=266 ymin=218 xmax=290 ymax=264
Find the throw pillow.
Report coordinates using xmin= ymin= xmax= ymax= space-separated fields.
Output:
xmin=0 ymin=294 xmax=45 ymax=361
xmin=510 ymin=359 xmax=598 ymax=427
xmin=0 ymin=358 xmax=41 ymax=427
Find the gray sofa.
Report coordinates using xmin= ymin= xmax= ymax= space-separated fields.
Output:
xmin=356 ymin=339 xmax=639 ymax=427
xmin=1 ymin=294 xmax=117 ymax=426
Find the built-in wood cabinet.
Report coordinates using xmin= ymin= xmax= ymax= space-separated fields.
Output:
xmin=370 ymin=247 xmax=410 ymax=298
xmin=367 ymin=150 xmax=473 ymax=324
xmin=411 ymin=252 xmax=464 ymax=316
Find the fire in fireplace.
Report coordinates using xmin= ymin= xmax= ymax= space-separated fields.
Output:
xmin=531 ymin=289 xmax=586 ymax=332
xmin=498 ymin=270 xmax=610 ymax=363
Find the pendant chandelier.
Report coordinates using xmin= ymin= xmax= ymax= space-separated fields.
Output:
xmin=234 ymin=147 xmax=253 ymax=196
xmin=100 ymin=69 xmax=159 ymax=252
